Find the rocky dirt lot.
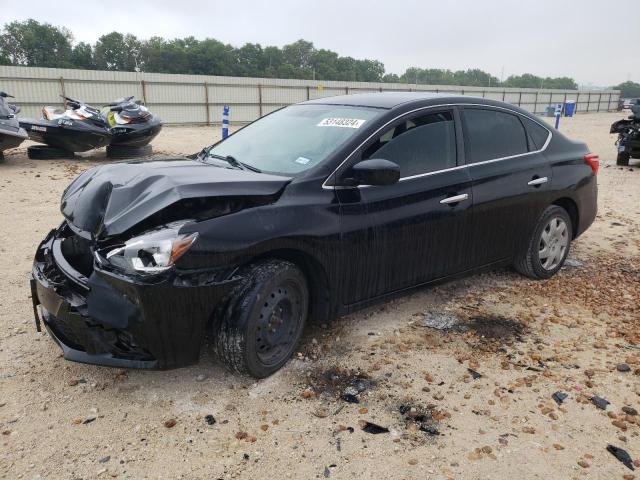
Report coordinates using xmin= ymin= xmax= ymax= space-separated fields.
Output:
xmin=1 ymin=113 xmax=639 ymax=479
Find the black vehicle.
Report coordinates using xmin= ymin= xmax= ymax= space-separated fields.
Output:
xmin=0 ymin=91 xmax=28 ymax=158
xmin=30 ymin=93 xmax=598 ymax=377
xmin=20 ymin=96 xmax=111 ymax=158
xmin=100 ymin=96 xmax=162 ymax=158
xmin=610 ymin=100 xmax=640 ymax=166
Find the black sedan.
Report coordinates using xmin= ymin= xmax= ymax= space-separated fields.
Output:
xmin=30 ymin=92 xmax=598 ymax=377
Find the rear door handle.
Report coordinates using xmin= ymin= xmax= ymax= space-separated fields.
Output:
xmin=440 ymin=193 xmax=469 ymax=205
xmin=527 ymin=176 xmax=548 ymax=186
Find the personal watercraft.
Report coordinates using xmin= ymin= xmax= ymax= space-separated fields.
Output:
xmin=101 ymin=96 xmax=162 ymax=149
xmin=20 ymin=96 xmax=111 ymax=156
xmin=610 ymin=100 xmax=640 ymax=166
xmin=20 ymin=96 xmax=162 ymax=159
xmin=0 ymin=92 xmax=28 ymax=158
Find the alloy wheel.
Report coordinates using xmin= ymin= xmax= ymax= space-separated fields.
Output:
xmin=538 ymin=216 xmax=569 ymax=270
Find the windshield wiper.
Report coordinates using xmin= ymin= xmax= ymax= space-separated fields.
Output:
xmin=206 ymin=153 xmax=261 ymax=173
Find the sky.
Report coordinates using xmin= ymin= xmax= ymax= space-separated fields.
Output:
xmin=3 ymin=0 xmax=639 ymax=86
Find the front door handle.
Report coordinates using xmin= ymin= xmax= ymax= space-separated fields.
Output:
xmin=527 ymin=176 xmax=548 ymax=186
xmin=440 ymin=193 xmax=469 ymax=205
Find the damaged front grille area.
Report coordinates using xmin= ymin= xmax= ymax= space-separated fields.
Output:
xmin=34 ymin=225 xmax=156 ymax=363
xmin=57 ymin=223 xmax=95 ymax=278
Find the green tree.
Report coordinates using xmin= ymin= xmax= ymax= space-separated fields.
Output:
xmin=235 ymin=43 xmax=266 ymax=77
xmin=71 ymin=42 xmax=93 ymax=69
xmin=94 ymin=32 xmax=142 ymax=71
xmin=0 ymin=19 xmax=73 ymax=67
xmin=611 ymin=81 xmax=640 ymax=98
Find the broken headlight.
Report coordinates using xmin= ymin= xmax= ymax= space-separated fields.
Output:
xmin=99 ymin=221 xmax=197 ymax=275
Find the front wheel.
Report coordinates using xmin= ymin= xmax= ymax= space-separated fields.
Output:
xmin=213 ymin=259 xmax=309 ymax=378
xmin=514 ymin=205 xmax=573 ymax=279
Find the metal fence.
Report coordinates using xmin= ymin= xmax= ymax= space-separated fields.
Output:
xmin=0 ymin=65 xmax=621 ymax=125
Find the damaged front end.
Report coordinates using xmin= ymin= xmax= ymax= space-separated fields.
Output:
xmin=30 ymin=158 xmax=290 ymax=369
xmin=31 ymin=222 xmax=239 ymax=369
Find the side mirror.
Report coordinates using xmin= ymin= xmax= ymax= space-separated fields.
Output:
xmin=344 ymin=159 xmax=400 ymax=186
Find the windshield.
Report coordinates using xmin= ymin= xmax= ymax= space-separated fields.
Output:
xmin=205 ymin=104 xmax=383 ymax=175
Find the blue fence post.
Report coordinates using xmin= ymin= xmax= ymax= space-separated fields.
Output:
xmin=222 ymin=105 xmax=230 ymax=139
xmin=554 ymin=103 xmax=562 ymax=130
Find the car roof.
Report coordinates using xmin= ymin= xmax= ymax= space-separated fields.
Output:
xmin=302 ymin=91 xmax=478 ymax=109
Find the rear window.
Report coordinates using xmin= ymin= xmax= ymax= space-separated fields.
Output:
xmin=463 ymin=108 xmax=528 ymax=163
xmin=520 ymin=116 xmax=550 ymax=150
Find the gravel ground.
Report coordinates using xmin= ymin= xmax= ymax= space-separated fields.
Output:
xmin=1 ymin=113 xmax=639 ymax=480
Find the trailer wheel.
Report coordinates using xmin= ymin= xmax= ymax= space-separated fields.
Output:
xmin=106 ymin=144 xmax=153 ymax=159
xmin=27 ymin=145 xmax=75 ymax=160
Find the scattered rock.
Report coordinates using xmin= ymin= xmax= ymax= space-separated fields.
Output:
xmin=592 ymin=396 xmax=610 ymax=410
xmin=553 ymin=444 xmax=564 ymax=450
xmin=164 ymin=419 xmax=177 ymax=428
xmin=564 ymin=258 xmax=584 ymax=268
xmin=340 ymin=393 xmax=359 ymax=404
xmin=467 ymin=368 xmax=482 ymax=380
xmin=195 ymin=374 xmax=207 ymax=382
xmin=418 ymin=311 xmax=459 ymax=330
xmin=618 ymin=363 xmax=632 ymax=373
xmin=522 ymin=426 xmax=535 ymax=434
xmin=99 ymin=456 xmax=110 ymax=463
xmin=204 ymin=415 xmax=216 ymax=425
xmin=577 ymin=460 xmax=590 ymax=468
xmin=622 ymin=406 xmax=638 ymax=416
xmin=552 ymin=391 xmax=568 ymax=405
xmin=359 ymin=420 xmax=389 ymax=434
xmin=606 ymin=445 xmax=635 ymax=471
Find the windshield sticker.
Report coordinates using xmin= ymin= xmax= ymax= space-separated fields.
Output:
xmin=294 ymin=156 xmax=312 ymax=165
xmin=317 ymin=118 xmax=366 ymax=129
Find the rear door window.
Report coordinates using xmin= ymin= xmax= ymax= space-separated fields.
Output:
xmin=362 ymin=111 xmax=457 ymax=178
xmin=463 ymin=108 xmax=529 ymax=163
xmin=520 ymin=116 xmax=550 ymax=151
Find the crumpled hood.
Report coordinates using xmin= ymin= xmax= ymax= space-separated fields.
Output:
xmin=61 ymin=158 xmax=290 ymax=238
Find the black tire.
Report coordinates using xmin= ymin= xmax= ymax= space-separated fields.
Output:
xmin=27 ymin=145 xmax=75 ymax=160
xmin=514 ymin=205 xmax=573 ymax=280
xmin=106 ymin=144 xmax=153 ymax=159
xmin=213 ymin=259 xmax=309 ymax=378
xmin=616 ymin=151 xmax=630 ymax=166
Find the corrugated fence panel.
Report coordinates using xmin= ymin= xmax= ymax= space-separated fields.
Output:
xmin=0 ymin=65 xmax=620 ymax=124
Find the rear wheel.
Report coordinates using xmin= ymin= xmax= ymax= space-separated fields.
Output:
xmin=106 ymin=144 xmax=153 ymax=159
xmin=514 ymin=205 xmax=572 ymax=279
xmin=27 ymin=145 xmax=75 ymax=160
xmin=617 ymin=151 xmax=630 ymax=166
xmin=213 ymin=259 xmax=308 ymax=378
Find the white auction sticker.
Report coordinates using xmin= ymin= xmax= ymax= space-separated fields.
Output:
xmin=317 ymin=118 xmax=366 ymax=128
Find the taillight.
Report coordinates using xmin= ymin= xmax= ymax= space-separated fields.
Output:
xmin=584 ymin=153 xmax=599 ymax=175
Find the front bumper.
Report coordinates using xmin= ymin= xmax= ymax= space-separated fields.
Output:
xmin=30 ymin=228 xmax=238 ymax=369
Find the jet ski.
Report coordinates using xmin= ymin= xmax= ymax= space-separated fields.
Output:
xmin=610 ymin=100 xmax=640 ymax=166
xmin=102 ymin=96 xmax=162 ymax=146
xmin=100 ymin=96 xmax=162 ymax=158
xmin=0 ymin=92 xmax=28 ymax=159
xmin=20 ymin=96 xmax=111 ymax=158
